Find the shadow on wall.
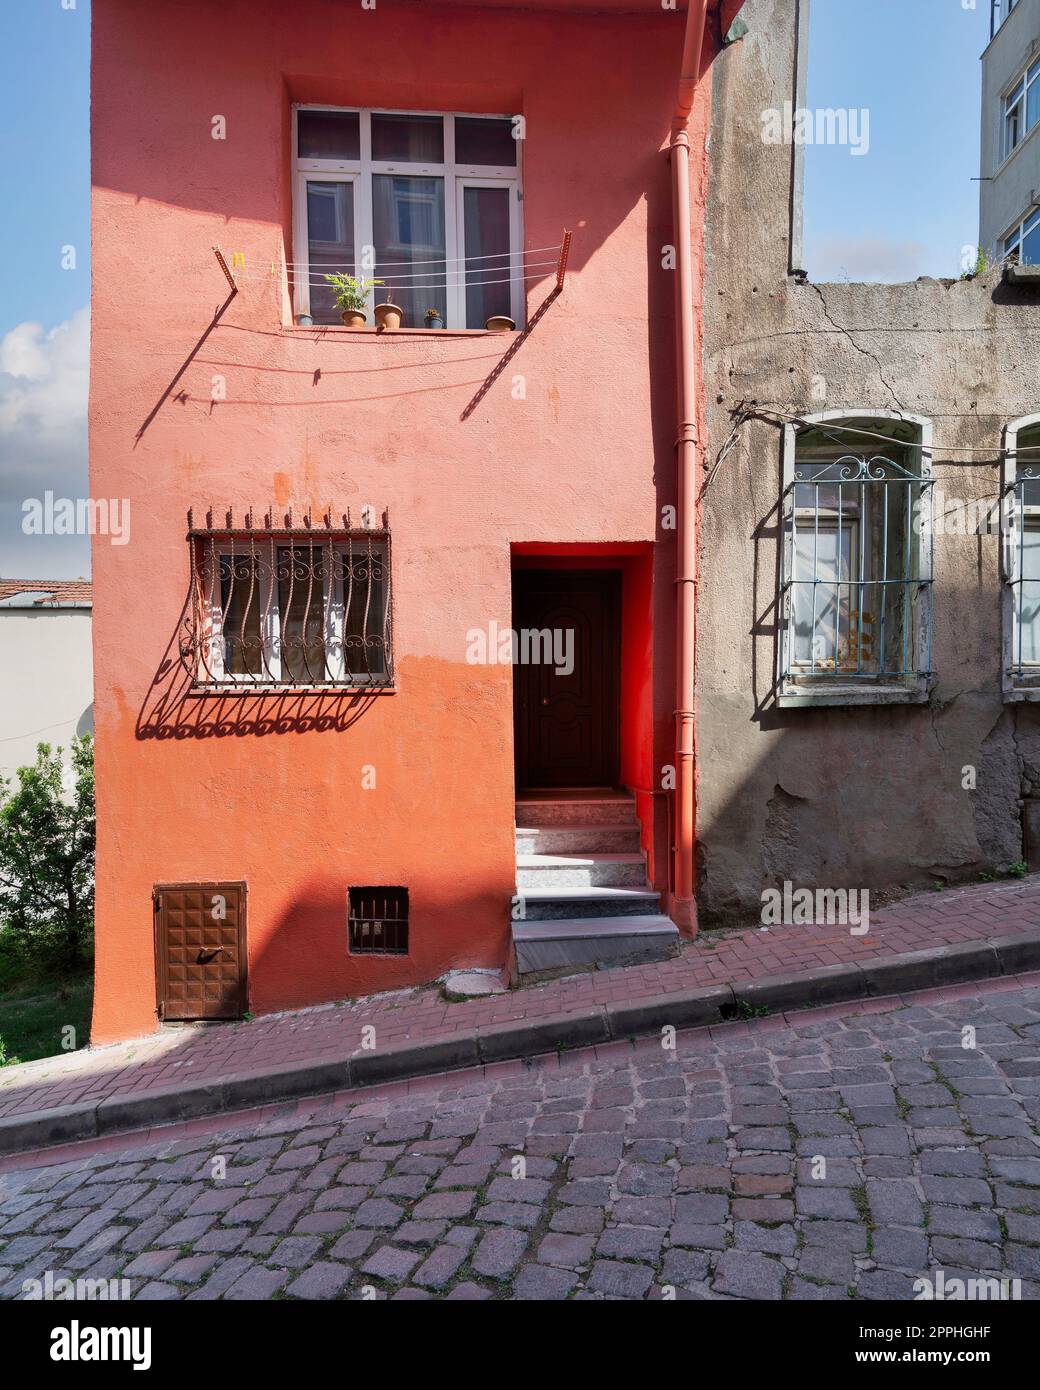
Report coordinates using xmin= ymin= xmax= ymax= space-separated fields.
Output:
xmin=135 ymin=591 xmax=381 ymax=739
xmin=696 ymin=614 xmax=1040 ymax=929
xmin=248 ymin=872 xmax=512 ymax=1017
xmin=136 ymin=285 xmax=567 ymax=443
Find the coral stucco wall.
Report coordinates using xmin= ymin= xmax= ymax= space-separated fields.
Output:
xmin=88 ymin=0 xmax=711 ymax=1042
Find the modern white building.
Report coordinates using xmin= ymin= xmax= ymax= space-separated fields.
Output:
xmin=981 ymin=0 xmax=1040 ymax=265
xmin=0 ymin=580 xmax=93 ymax=785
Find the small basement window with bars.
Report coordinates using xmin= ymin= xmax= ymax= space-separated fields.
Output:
xmin=779 ymin=414 xmax=934 ymax=706
xmin=349 ymin=887 xmax=408 ymax=955
xmin=181 ymin=507 xmax=393 ymax=689
xmin=1002 ymin=416 xmax=1040 ymax=697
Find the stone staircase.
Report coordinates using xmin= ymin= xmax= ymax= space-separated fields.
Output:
xmin=512 ymin=792 xmax=680 ymax=980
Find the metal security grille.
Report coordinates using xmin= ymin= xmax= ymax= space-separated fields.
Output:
xmin=180 ymin=506 xmax=393 ymax=689
xmin=349 ymin=887 xmax=409 ymax=954
xmin=781 ymin=453 xmax=933 ymax=684
xmin=1004 ymin=468 xmax=1040 ymax=682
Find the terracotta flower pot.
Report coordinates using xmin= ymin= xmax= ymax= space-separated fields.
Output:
xmin=484 ymin=314 xmax=516 ymax=332
xmin=341 ymin=309 xmax=367 ymax=329
xmin=375 ymin=302 xmax=404 ymax=330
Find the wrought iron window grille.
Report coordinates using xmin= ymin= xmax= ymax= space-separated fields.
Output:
xmin=1001 ymin=422 xmax=1040 ymax=691
xmin=780 ymin=452 xmax=934 ymax=690
xmin=348 ymin=886 xmax=408 ymax=955
xmin=181 ymin=506 xmax=393 ymax=690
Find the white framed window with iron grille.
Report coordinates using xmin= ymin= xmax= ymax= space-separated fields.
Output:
xmin=291 ymin=106 xmax=525 ymax=330
xmin=778 ymin=412 xmax=934 ymax=707
xmin=1001 ymin=414 xmax=1040 ymax=698
xmin=182 ymin=511 xmax=394 ymax=690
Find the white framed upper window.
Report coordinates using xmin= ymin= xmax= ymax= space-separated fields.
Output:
xmin=1003 ymin=205 xmax=1040 ymax=264
xmin=291 ymin=106 xmax=524 ymax=330
xmin=1002 ymin=415 xmax=1040 ymax=697
xmin=1001 ymin=57 xmax=1040 ymax=162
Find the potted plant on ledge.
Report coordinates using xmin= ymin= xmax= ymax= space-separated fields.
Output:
xmin=424 ymin=307 xmax=444 ymax=330
xmin=375 ymin=292 xmax=405 ymax=330
xmin=324 ymin=273 xmax=383 ymax=328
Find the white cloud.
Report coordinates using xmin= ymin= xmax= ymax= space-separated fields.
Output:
xmin=808 ymin=233 xmax=932 ymax=284
xmin=0 ymin=308 xmax=89 ymax=578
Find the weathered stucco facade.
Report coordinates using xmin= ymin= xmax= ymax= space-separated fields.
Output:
xmin=698 ymin=0 xmax=1040 ymax=923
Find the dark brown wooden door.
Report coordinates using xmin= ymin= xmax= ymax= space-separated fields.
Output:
xmin=154 ymin=882 xmax=247 ymax=1021
xmin=513 ymin=569 xmax=621 ymax=789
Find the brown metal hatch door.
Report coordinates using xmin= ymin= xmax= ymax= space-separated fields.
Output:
xmin=154 ymin=882 xmax=247 ymax=1021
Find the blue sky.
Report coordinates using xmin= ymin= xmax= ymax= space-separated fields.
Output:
xmin=805 ymin=0 xmax=990 ymax=281
xmin=0 ymin=0 xmax=996 ymax=578
xmin=0 ymin=0 xmax=90 ymax=579
xmin=0 ymin=0 xmax=90 ymax=333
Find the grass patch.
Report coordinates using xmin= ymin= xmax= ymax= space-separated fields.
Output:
xmin=0 ymin=974 xmax=92 ymax=1065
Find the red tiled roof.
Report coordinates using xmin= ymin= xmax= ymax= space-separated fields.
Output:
xmin=0 ymin=578 xmax=92 ymax=605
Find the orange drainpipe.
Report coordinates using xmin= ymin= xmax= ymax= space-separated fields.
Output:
xmin=670 ymin=0 xmax=709 ymax=933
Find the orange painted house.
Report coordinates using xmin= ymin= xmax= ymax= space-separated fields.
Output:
xmin=89 ymin=0 xmax=742 ymax=1043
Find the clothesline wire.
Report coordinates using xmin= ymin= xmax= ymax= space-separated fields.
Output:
xmin=749 ymin=407 xmax=1040 ymax=456
xmin=233 ymin=256 xmax=559 ymax=280
xmin=221 ymin=242 xmax=562 ymax=271
xmin=231 ymin=268 xmax=558 ymax=292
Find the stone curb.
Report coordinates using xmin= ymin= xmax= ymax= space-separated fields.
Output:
xmin=2 ymin=927 xmax=1039 ymax=1158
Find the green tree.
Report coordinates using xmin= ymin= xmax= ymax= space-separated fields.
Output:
xmin=0 ymin=737 xmax=95 ymax=975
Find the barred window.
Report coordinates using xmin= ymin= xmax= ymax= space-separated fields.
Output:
xmin=182 ymin=509 xmax=393 ymax=689
xmin=779 ymin=415 xmax=933 ymax=705
xmin=348 ymin=887 xmax=408 ymax=955
xmin=1002 ymin=416 xmax=1040 ymax=696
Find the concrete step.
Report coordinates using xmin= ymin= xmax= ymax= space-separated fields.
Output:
xmin=515 ymin=824 xmax=642 ymax=855
xmin=513 ymin=914 xmax=679 ymax=976
xmin=516 ymin=852 xmax=647 ymax=890
xmin=518 ymin=885 xmax=661 ymax=920
xmin=515 ymin=795 xmax=637 ymax=828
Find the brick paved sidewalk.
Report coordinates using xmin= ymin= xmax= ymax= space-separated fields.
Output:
xmin=1 ymin=875 xmax=1038 ymax=1129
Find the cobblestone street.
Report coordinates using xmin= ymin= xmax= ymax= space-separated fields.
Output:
xmin=1 ymin=979 xmax=1039 ymax=1301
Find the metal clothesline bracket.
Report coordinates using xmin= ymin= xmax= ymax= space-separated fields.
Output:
xmin=213 ymin=246 xmax=239 ymax=294
xmin=556 ymin=229 xmax=573 ymax=291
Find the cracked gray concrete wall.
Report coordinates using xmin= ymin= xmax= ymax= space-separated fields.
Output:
xmin=698 ymin=0 xmax=1040 ymax=923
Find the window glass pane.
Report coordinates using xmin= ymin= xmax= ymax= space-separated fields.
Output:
xmin=1029 ymin=72 xmax=1040 ymax=131
xmin=220 ymin=555 xmax=263 ymax=676
xmin=344 ymin=543 xmax=388 ymax=678
xmin=463 ymin=185 xmax=512 ymax=329
xmin=373 ymin=174 xmax=445 ymax=327
xmin=1025 ymin=209 xmax=1040 ymax=265
xmin=298 ymin=110 xmax=360 ymax=160
xmin=371 ymin=113 xmax=443 ymax=162
xmin=306 ymin=181 xmax=354 ymax=324
xmin=792 ymin=525 xmax=855 ymax=670
xmin=1019 ymin=526 xmax=1040 ymax=663
xmin=455 ymin=117 xmax=518 ymax=167
xmin=1006 ymin=106 xmax=1021 ymax=156
xmin=278 ymin=548 xmax=327 ymax=681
